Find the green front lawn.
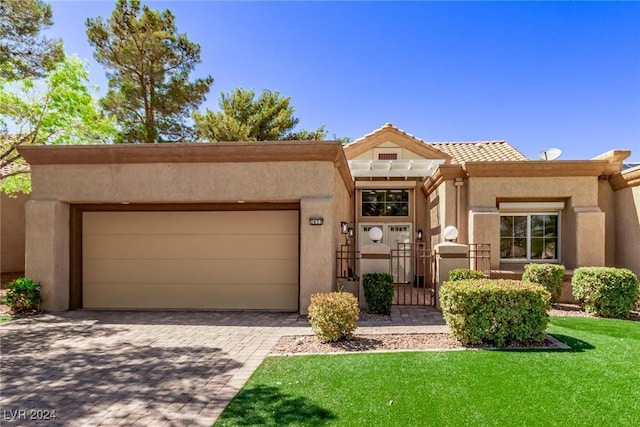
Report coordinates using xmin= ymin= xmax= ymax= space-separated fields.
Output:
xmin=216 ymin=317 xmax=640 ymax=426
xmin=0 ymin=315 xmax=14 ymax=323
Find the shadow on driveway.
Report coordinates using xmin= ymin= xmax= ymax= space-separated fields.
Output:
xmin=0 ymin=314 xmax=259 ymax=426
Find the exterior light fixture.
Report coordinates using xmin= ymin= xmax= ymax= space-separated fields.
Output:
xmin=368 ymin=226 xmax=383 ymax=243
xmin=416 ymin=229 xmax=423 ymax=241
xmin=347 ymin=227 xmax=354 ymax=239
xmin=443 ymin=225 xmax=459 ymax=242
xmin=340 ymin=221 xmax=349 ymax=234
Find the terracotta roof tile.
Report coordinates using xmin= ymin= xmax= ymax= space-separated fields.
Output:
xmin=349 ymin=122 xmax=433 ymax=147
xmin=430 ymin=141 xmax=528 ymax=163
xmin=348 ymin=124 xmax=528 ymax=164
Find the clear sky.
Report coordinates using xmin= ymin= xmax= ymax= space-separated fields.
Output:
xmin=45 ymin=1 xmax=640 ymax=161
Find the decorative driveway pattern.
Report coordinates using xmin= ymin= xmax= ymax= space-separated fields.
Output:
xmin=0 ymin=307 xmax=446 ymax=426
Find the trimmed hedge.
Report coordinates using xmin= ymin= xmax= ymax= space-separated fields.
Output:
xmin=522 ymin=263 xmax=565 ymax=303
xmin=572 ymin=267 xmax=639 ymax=319
xmin=440 ymin=279 xmax=550 ymax=346
xmin=363 ymin=273 xmax=394 ymax=315
xmin=308 ymin=291 xmax=360 ymax=343
xmin=449 ymin=268 xmax=485 ymax=281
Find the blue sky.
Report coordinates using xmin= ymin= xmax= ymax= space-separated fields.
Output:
xmin=46 ymin=1 xmax=640 ymax=161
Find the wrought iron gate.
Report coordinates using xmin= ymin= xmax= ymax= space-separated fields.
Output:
xmin=390 ymin=242 xmax=436 ymax=306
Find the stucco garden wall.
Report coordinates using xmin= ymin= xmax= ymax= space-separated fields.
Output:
xmin=1 ymin=193 xmax=29 ymax=273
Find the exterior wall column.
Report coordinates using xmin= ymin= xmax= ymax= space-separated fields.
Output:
xmin=434 ymin=242 xmax=469 ymax=310
xmin=358 ymin=243 xmax=391 ymax=310
xmin=25 ymin=200 xmax=69 ymax=311
xmin=573 ymin=207 xmax=605 ymax=267
xmin=299 ymin=196 xmax=335 ymax=314
xmin=468 ymin=207 xmax=500 ymax=269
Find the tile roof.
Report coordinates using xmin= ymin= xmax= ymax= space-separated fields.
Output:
xmin=430 ymin=141 xmax=528 ymax=163
xmin=0 ymin=163 xmax=30 ymax=179
xmin=347 ymin=124 xmax=528 ymax=164
xmin=350 ymin=122 xmax=431 ymax=146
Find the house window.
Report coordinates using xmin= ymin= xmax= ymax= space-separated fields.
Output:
xmin=362 ymin=189 xmax=409 ymax=217
xmin=500 ymin=213 xmax=559 ymax=260
xmin=378 ymin=153 xmax=398 ymax=160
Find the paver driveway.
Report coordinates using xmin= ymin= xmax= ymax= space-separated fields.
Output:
xmin=1 ymin=307 xmax=446 ymax=426
xmin=0 ymin=311 xmax=309 ymax=426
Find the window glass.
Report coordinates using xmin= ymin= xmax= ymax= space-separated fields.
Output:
xmin=530 ymin=215 xmax=558 ymax=259
xmin=362 ymin=190 xmax=409 ymax=217
xmin=500 ymin=213 xmax=559 ymax=260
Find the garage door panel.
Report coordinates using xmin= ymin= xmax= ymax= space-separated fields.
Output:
xmin=82 ymin=209 xmax=299 ymax=310
xmin=83 ymin=282 xmax=298 ymax=310
xmin=84 ymin=259 xmax=298 ymax=284
xmin=84 ymin=234 xmax=298 ymax=260
xmin=84 ymin=211 xmax=298 ymax=235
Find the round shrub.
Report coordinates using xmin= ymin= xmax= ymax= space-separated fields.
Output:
xmin=449 ymin=268 xmax=485 ymax=281
xmin=572 ymin=267 xmax=639 ymax=319
xmin=522 ymin=263 xmax=565 ymax=303
xmin=439 ymin=279 xmax=550 ymax=346
xmin=363 ymin=273 xmax=394 ymax=315
xmin=2 ymin=277 xmax=42 ymax=314
xmin=308 ymin=291 xmax=360 ymax=343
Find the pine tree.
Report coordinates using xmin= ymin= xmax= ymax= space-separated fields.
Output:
xmin=194 ymin=88 xmax=326 ymax=142
xmin=86 ymin=0 xmax=213 ymax=143
xmin=0 ymin=0 xmax=64 ymax=80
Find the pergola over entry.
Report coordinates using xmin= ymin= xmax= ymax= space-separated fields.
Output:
xmin=348 ymin=159 xmax=445 ymax=178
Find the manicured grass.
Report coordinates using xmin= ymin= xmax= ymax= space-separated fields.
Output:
xmin=215 ymin=317 xmax=640 ymax=426
xmin=0 ymin=315 xmax=14 ymax=323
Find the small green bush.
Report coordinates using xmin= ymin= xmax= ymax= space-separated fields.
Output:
xmin=440 ymin=279 xmax=550 ymax=346
xmin=2 ymin=277 xmax=42 ymax=314
xmin=522 ymin=263 xmax=565 ymax=303
xmin=572 ymin=267 xmax=639 ymax=319
xmin=308 ymin=291 xmax=360 ymax=343
xmin=449 ymin=268 xmax=485 ymax=281
xmin=363 ymin=273 xmax=394 ymax=315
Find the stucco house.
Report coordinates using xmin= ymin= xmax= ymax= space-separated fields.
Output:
xmin=9 ymin=123 xmax=640 ymax=313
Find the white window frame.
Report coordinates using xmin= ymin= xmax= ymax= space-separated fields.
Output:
xmin=499 ymin=210 xmax=562 ymax=263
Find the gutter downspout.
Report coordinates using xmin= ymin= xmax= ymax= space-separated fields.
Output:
xmin=454 ymin=178 xmax=464 ymax=241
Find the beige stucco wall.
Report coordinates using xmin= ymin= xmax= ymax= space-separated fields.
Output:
xmin=415 ymin=187 xmax=429 ymax=244
xmin=1 ymin=193 xmax=28 ymax=273
xmin=352 ymin=145 xmax=426 ymax=161
xmin=598 ymin=180 xmax=616 ymax=266
xmin=27 ymin=160 xmax=351 ymax=313
xmin=614 ymin=184 xmax=640 ymax=278
xmin=31 ymin=162 xmax=335 ymax=202
xmin=430 ymin=181 xmax=457 ymax=247
xmin=465 ymin=176 xmax=605 ymax=270
xmin=467 ymin=176 xmax=598 ymax=207
xmin=25 ymin=200 xmax=69 ymax=310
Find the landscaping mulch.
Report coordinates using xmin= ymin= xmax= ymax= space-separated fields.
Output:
xmin=272 ymin=303 xmax=638 ymax=355
xmin=272 ymin=333 xmax=465 ymax=355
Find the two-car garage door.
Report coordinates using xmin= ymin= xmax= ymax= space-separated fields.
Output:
xmin=82 ymin=210 xmax=299 ymax=311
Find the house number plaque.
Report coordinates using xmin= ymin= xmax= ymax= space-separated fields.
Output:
xmin=309 ymin=217 xmax=324 ymax=225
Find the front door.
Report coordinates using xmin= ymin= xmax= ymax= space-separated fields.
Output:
xmin=359 ymin=223 xmax=412 ymax=282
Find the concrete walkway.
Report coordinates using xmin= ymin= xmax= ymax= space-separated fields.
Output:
xmin=0 ymin=307 xmax=446 ymax=426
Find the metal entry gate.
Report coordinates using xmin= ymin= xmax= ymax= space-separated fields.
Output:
xmin=391 ymin=243 xmax=436 ymax=306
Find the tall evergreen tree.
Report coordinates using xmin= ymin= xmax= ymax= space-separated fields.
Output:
xmin=194 ymin=88 xmax=326 ymax=142
xmin=0 ymin=0 xmax=64 ymax=80
xmin=86 ymin=0 xmax=213 ymax=143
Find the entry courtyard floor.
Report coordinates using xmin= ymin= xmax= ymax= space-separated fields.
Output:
xmin=0 ymin=307 xmax=445 ymax=426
